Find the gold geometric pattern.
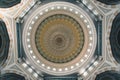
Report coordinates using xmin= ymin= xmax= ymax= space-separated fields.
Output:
xmin=35 ymin=14 xmax=84 ymax=63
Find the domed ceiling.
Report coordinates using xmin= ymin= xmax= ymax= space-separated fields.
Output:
xmin=22 ymin=1 xmax=97 ymax=75
xmin=0 ymin=0 xmax=120 ymax=80
xmin=35 ymin=14 xmax=84 ymax=63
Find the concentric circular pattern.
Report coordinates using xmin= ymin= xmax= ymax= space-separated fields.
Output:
xmin=35 ymin=14 xmax=84 ymax=63
xmin=23 ymin=2 xmax=97 ymax=75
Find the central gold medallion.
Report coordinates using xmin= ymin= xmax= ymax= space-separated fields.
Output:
xmin=35 ymin=14 xmax=84 ymax=63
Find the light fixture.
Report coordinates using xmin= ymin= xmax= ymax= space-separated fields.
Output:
xmin=31 ymin=21 xmax=35 ymax=24
xmin=53 ymin=68 xmax=56 ymax=71
xmin=93 ymin=10 xmax=98 ymax=15
xmin=88 ymin=5 xmax=93 ymax=10
xmin=33 ymin=56 xmax=36 ymax=59
xmin=69 ymin=8 xmax=73 ymax=11
xmin=63 ymin=6 xmax=67 ymax=10
xmin=27 ymin=33 xmax=30 ymax=36
xmin=81 ymin=59 xmax=84 ymax=62
xmin=37 ymin=60 xmax=40 ymax=63
xmin=35 ymin=16 xmax=38 ymax=19
xmin=87 ymin=25 xmax=90 ymax=28
xmin=42 ymin=64 xmax=45 ymax=67
xmin=88 ymin=66 xmax=93 ymax=71
xmin=51 ymin=7 xmax=55 ymax=10
xmin=33 ymin=73 xmax=38 ymax=78
xmin=27 ymin=39 xmax=30 ymax=42
xmin=85 ymin=54 xmax=88 ymax=57
xmin=94 ymin=61 xmax=98 ymax=66
xmin=22 ymin=63 xmax=27 ymax=68
xmin=29 ymin=27 xmax=32 ymax=30
xmin=80 ymin=15 xmax=83 ymax=18
xmin=83 ymin=71 xmax=88 ymax=77
xmin=84 ymin=19 xmax=87 ymax=23
xmin=30 ymin=50 xmax=33 ymax=54
xmin=75 ymin=11 xmax=78 ymax=14
xmin=45 ymin=9 xmax=48 ymax=12
xmin=89 ymin=43 xmax=92 ymax=46
xmin=65 ymin=68 xmax=68 ymax=71
xmin=79 ymin=68 xmax=85 ymax=74
xmin=71 ymin=66 xmax=74 ymax=69
xmin=87 ymin=49 xmax=90 ymax=52
xmin=82 ymin=0 xmax=87 ymax=5
xmin=40 ymin=12 xmax=43 ymax=15
xmin=90 ymin=37 xmax=93 ymax=40
xmin=28 ymin=45 xmax=31 ymax=48
xmin=28 ymin=68 xmax=33 ymax=73
xmin=76 ymin=63 xmax=79 ymax=66
xmin=57 ymin=6 xmax=60 ymax=9
xmin=47 ymin=66 xmax=50 ymax=69
xmin=59 ymin=68 xmax=62 ymax=71
xmin=89 ymin=31 xmax=92 ymax=34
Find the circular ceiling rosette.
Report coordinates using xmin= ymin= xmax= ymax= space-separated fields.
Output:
xmin=22 ymin=2 xmax=97 ymax=75
xmin=35 ymin=14 xmax=84 ymax=63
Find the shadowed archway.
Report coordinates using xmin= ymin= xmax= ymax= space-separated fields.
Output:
xmin=0 ymin=19 xmax=10 ymax=67
xmin=0 ymin=0 xmax=21 ymax=8
xmin=97 ymin=0 xmax=120 ymax=5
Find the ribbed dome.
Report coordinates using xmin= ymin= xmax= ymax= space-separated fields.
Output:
xmin=35 ymin=14 xmax=84 ymax=63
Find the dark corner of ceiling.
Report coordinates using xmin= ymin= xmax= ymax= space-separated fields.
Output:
xmin=110 ymin=12 xmax=120 ymax=64
xmin=0 ymin=73 xmax=25 ymax=80
xmin=97 ymin=0 xmax=120 ymax=5
xmin=95 ymin=70 xmax=120 ymax=80
xmin=16 ymin=19 xmax=27 ymax=61
xmin=0 ymin=0 xmax=21 ymax=8
xmin=0 ymin=19 xmax=10 ymax=67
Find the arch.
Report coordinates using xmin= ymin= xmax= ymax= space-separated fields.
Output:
xmin=110 ymin=12 xmax=120 ymax=64
xmin=95 ymin=70 xmax=120 ymax=80
xmin=0 ymin=19 xmax=10 ymax=67
xmin=97 ymin=0 xmax=120 ymax=5
xmin=0 ymin=73 xmax=25 ymax=80
xmin=0 ymin=0 xmax=21 ymax=8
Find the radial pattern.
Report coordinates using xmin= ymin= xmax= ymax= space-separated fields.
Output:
xmin=35 ymin=14 xmax=84 ymax=63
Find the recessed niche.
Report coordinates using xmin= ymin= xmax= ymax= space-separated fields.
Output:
xmin=95 ymin=71 xmax=120 ymax=80
xmin=97 ymin=0 xmax=120 ymax=5
xmin=0 ymin=73 xmax=25 ymax=80
xmin=117 ymin=30 xmax=120 ymax=47
xmin=110 ymin=12 xmax=120 ymax=64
